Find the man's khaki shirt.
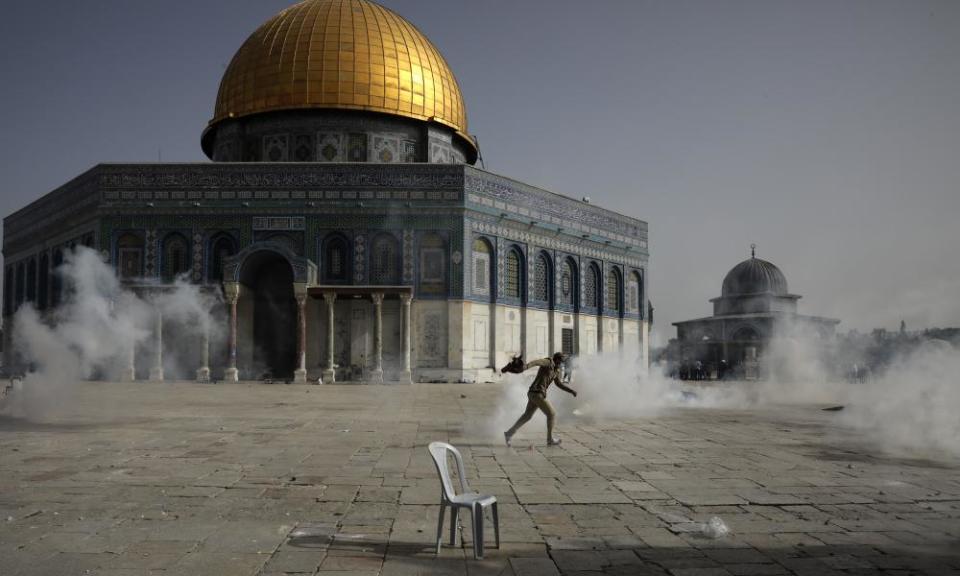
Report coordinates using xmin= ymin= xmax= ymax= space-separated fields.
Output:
xmin=525 ymin=358 xmax=562 ymax=396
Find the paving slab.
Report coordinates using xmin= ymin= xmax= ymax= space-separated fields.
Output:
xmin=1 ymin=381 xmax=959 ymax=575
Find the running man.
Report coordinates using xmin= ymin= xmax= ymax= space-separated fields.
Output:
xmin=503 ymin=352 xmax=577 ymax=446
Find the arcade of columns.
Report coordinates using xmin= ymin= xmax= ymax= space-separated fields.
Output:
xmin=119 ymin=284 xmax=414 ymax=384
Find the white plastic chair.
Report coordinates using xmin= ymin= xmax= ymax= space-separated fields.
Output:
xmin=427 ymin=441 xmax=499 ymax=559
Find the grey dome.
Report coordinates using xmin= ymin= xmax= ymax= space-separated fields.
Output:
xmin=721 ymin=256 xmax=788 ymax=296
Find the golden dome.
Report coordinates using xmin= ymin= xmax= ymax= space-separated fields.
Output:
xmin=210 ymin=0 xmax=472 ymax=147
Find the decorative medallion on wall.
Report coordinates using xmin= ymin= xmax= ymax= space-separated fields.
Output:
xmin=144 ymin=230 xmax=157 ymax=278
xmin=263 ymin=134 xmax=289 ymax=162
xmin=496 ymin=241 xmax=505 ymax=297
xmin=373 ymin=136 xmax=399 ymax=164
xmin=192 ymin=233 xmax=204 ymax=282
xmin=402 ymin=230 xmax=415 ymax=283
xmin=354 ymin=234 xmax=366 ymax=284
xmin=451 ymin=251 xmax=462 ymax=265
xmin=294 ymin=134 xmax=314 ymax=162
xmin=318 ymin=133 xmax=343 ymax=162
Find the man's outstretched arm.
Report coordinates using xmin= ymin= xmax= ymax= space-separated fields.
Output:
xmin=523 ymin=358 xmax=552 ymax=371
xmin=555 ymin=381 xmax=577 ymax=397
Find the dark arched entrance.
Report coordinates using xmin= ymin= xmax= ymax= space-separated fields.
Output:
xmin=240 ymin=251 xmax=297 ymax=378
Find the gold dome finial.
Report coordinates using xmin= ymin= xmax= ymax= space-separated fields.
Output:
xmin=208 ymin=0 xmax=474 ymax=153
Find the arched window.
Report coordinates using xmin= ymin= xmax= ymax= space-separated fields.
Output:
xmin=209 ymin=234 xmax=237 ymax=283
xmin=371 ymin=234 xmax=399 ymax=285
xmin=3 ymin=266 xmax=12 ymax=316
xmin=38 ymin=253 xmax=49 ymax=310
xmin=559 ymin=258 xmax=577 ymax=308
xmin=26 ymin=259 xmax=37 ymax=303
xmin=606 ymin=268 xmax=622 ymax=313
xmin=323 ymin=235 xmax=350 ymax=283
xmin=117 ymin=233 xmax=143 ymax=279
xmin=627 ymin=271 xmax=642 ymax=314
xmin=15 ymin=262 xmax=25 ymax=308
xmin=733 ymin=327 xmax=759 ymax=342
xmin=52 ymin=249 xmax=64 ymax=306
xmin=504 ymin=248 xmax=522 ymax=299
xmin=419 ymin=233 xmax=446 ymax=294
xmin=533 ymin=251 xmax=551 ymax=305
xmin=584 ymin=263 xmax=600 ymax=309
xmin=162 ymin=234 xmax=190 ymax=282
xmin=472 ymin=237 xmax=493 ymax=297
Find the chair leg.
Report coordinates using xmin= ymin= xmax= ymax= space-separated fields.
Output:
xmin=473 ymin=503 xmax=484 ymax=559
xmin=436 ymin=502 xmax=446 ymax=555
xmin=449 ymin=507 xmax=459 ymax=546
xmin=492 ymin=502 xmax=500 ymax=549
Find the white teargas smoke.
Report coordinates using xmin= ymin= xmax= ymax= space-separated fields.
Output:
xmin=3 ymin=247 xmax=223 ymax=419
xmin=488 ymin=323 xmax=959 ymax=459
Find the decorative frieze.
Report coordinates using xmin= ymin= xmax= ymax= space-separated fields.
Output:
xmin=464 ymin=168 xmax=647 ymax=246
xmin=470 ymin=220 xmax=645 ymax=269
xmin=252 ymin=216 xmax=306 ymax=231
xmin=98 ymin=164 xmax=465 ymax=191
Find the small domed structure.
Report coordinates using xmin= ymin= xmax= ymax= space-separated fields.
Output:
xmin=672 ymin=246 xmax=839 ymax=380
xmin=721 ymin=256 xmax=788 ymax=296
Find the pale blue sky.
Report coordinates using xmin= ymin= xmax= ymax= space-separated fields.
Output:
xmin=2 ymin=1 xmax=958 ymax=339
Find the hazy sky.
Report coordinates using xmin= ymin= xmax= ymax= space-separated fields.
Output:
xmin=1 ymin=0 xmax=958 ymax=341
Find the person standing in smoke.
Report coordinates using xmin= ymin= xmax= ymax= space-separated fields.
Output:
xmin=502 ymin=352 xmax=577 ymax=447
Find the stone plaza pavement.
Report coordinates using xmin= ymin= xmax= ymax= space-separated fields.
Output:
xmin=1 ymin=381 xmax=958 ymax=576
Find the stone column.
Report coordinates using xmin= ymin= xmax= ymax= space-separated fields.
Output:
xmin=370 ymin=292 xmax=384 ymax=384
xmin=149 ymin=308 xmax=164 ymax=382
xmin=224 ymin=282 xmax=240 ymax=382
xmin=196 ymin=318 xmax=210 ymax=382
xmin=121 ymin=341 xmax=136 ymax=382
xmin=293 ymin=283 xmax=308 ymax=384
xmin=322 ymin=292 xmax=337 ymax=384
xmin=399 ymin=293 xmax=413 ymax=384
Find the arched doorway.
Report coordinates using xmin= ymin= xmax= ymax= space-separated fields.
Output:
xmin=240 ymin=251 xmax=297 ymax=378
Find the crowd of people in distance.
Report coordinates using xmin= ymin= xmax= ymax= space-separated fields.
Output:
xmin=674 ymin=359 xmax=732 ymax=381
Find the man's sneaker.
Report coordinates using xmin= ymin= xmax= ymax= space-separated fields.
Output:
xmin=547 ymin=437 xmax=562 ymax=446
xmin=504 ymin=431 xmax=512 ymax=446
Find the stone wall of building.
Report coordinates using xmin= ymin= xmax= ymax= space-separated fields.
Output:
xmin=3 ymin=163 xmax=650 ymax=380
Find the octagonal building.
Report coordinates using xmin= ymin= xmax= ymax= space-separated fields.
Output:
xmin=2 ymin=0 xmax=649 ymax=383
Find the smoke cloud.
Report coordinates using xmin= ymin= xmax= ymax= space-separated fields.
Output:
xmin=486 ymin=329 xmax=959 ymax=460
xmin=2 ymin=247 xmax=222 ymax=419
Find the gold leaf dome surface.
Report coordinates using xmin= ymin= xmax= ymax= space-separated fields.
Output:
xmin=211 ymin=0 xmax=471 ymax=142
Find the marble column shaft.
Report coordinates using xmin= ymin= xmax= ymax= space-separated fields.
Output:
xmin=149 ymin=309 xmax=164 ymax=381
xmin=293 ymin=291 xmax=308 ymax=383
xmin=224 ymin=283 xmax=240 ymax=382
xmin=370 ymin=293 xmax=384 ymax=384
xmin=399 ymin=293 xmax=413 ymax=384
xmin=322 ymin=292 xmax=337 ymax=383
